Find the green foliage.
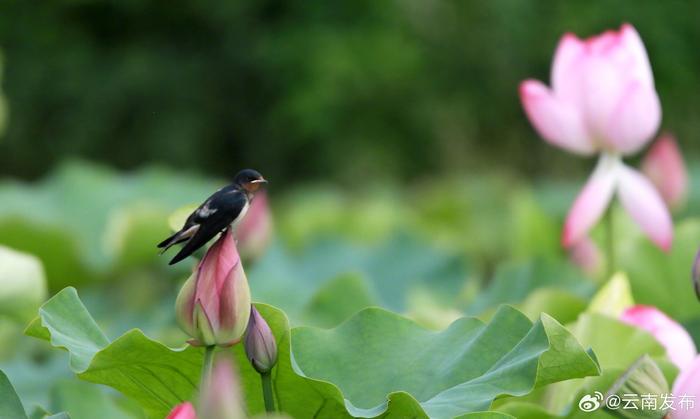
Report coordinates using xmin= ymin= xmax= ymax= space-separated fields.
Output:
xmin=0 ymin=369 xmax=28 ymax=419
xmin=494 ymin=304 xmax=676 ymax=417
xmin=0 ymin=246 xmax=47 ymax=324
xmin=587 ymin=273 xmax=634 ymax=318
xmin=2 ymin=2 xmax=699 ymax=184
xmin=27 ymin=288 xmax=600 ymax=418
xmin=26 ymin=288 xmax=200 ymax=418
xmin=26 ymin=288 xmax=109 ymax=372
xmin=0 ymin=52 xmax=6 ymax=140
xmin=0 ymin=161 xmax=576 ymax=298
xmin=1 ymin=159 xmax=699 ymax=418
xmin=299 ymin=273 xmax=377 ymax=329
xmin=50 ymin=380 xmax=131 ymax=419
xmin=0 ymin=162 xmax=219 ymax=288
xmin=619 ymin=218 xmax=700 ymax=322
xmin=249 ymin=233 xmax=470 ymax=325
xmin=292 ymin=305 xmax=599 ymax=418
xmin=0 ymin=369 xmax=72 ymax=419
xmin=466 ymin=258 xmax=596 ymax=323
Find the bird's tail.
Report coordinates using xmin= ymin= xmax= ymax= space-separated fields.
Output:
xmin=157 ymin=232 xmax=179 ymax=249
xmin=157 ymin=225 xmax=199 ymax=254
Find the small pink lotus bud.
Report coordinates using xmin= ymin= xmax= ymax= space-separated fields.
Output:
xmin=199 ymin=358 xmax=245 ymax=419
xmin=620 ymin=305 xmax=697 ymax=370
xmin=175 ymin=229 xmax=252 ymax=347
xmin=568 ymin=236 xmax=602 ymax=276
xmin=642 ymin=133 xmax=688 ymax=210
xmin=167 ymin=402 xmax=197 ymax=419
xmin=244 ymin=306 xmax=278 ymax=374
xmin=671 ymin=355 xmax=700 ymax=419
xmin=236 ymin=191 xmax=273 ymax=262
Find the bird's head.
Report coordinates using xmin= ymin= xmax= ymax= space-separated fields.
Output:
xmin=234 ymin=169 xmax=268 ymax=193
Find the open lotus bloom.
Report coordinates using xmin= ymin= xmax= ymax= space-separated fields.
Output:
xmin=671 ymin=356 xmax=700 ymax=419
xmin=167 ymin=402 xmax=197 ymax=419
xmin=519 ymin=23 xmax=672 ymax=250
xmin=642 ymin=133 xmax=688 ymax=210
xmin=620 ymin=305 xmax=697 ymax=370
xmin=176 ymin=228 xmax=252 ymax=347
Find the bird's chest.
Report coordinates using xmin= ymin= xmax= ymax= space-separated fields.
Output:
xmin=231 ymin=200 xmax=250 ymax=228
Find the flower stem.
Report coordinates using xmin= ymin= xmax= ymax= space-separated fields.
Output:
xmin=261 ymin=372 xmax=275 ymax=412
xmin=604 ymin=204 xmax=615 ymax=279
xmin=201 ymin=345 xmax=215 ymax=386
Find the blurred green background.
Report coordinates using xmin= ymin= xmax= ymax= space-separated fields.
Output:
xmin=0 ymin=1 xmax=698 ymax=185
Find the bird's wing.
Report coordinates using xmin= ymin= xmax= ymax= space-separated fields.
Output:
xmin=168 ymin=191 xmax=247 ymax=265
xmin=157 ymin=186 xmax=231 ymax=249
xmin=156 ymin=204 xmax=205 ymax=249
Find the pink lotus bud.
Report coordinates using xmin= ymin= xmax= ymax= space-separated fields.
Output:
xmin=620 ymin=305 xmax=697 ymax=370
xmin=568 ymin=236 xmax=602 ymax=276
xmin=199 ymin=358 xmax=245 ymax=419
xmin=642 ymin=133 xmax=688 ymax=211
xmin=175 ymin=229 xmax=252 ymax=347
xmin=671 ymin=355 xmax=700 ymax=419
xmin=167 ymin=402 xmax=197 ymax=419
xmin=236 ymin=191 xmax=273 ymax=262
xmin=244 ymin=306 xmax=278 ymax=374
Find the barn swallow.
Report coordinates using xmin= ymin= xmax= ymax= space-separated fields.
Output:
xmin=158 ymin=169 xmax=267 ymax=265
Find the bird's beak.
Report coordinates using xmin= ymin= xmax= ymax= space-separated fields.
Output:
xmin=251 ymin=179 xmax=268 ymax=184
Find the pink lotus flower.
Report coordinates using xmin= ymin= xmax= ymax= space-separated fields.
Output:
xmin=642 ymin=133 xmax=688 ymax=210
xmin=167 ymin=402 xmax=197 ymax=419
xmin=620 ymin=305 xmax=697 ymax=370
xmin=519 ymin=23 xmax=672 ymax=250
xmin=671 ymin=355 xmax=700 ymax=419
xmin=236 ymin=191 xmax=273 ymax=262
xmin=176 ymin=228 xmax=252 ymax=347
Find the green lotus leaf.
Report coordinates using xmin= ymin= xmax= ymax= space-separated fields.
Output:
xmin=466 ymin=258 xmax=595 ymax=321
xmin=289 ymin=305 xmax=600 ymax=418
xmin=249 ymin=232 xmax=470 ymax=324
xmin=299 ymin=273 xmax=379 ymax=328
xmin=619 ymin=218 xmax=700 ymax=322
xmin=1 ymin=369 xmax=72 ymax=419
xmin=495 ymin=312 xmax=675 ymax=418
xmin=25 ymin=288 xmax=110 ymax=372
xmin=28 ymin=288 xmax=600 ymax=419
xmin=26 ymin=288 xmax=200 ymax=418
xmin=49 ymin=379 xmax=132 ymax=419
xmin=1 ymin=369 xmax=28 ymax=419
xmin=586 ymin=273 xmax=634 ymax=318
